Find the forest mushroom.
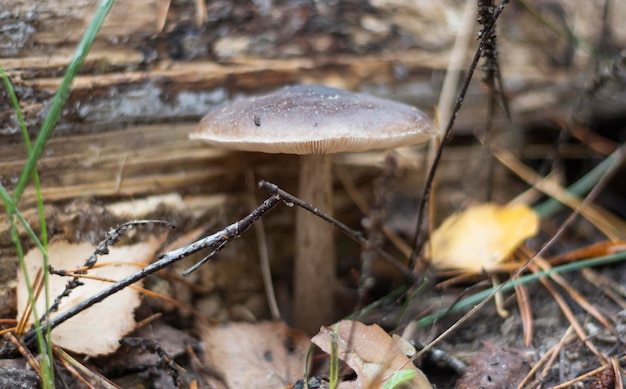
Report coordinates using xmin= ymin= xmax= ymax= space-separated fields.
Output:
xmin=191 ymin=85 xmax=436 ymax=334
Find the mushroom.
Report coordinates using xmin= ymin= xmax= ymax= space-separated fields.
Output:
xmin=192 ymin=84 xmax=436 ymax=334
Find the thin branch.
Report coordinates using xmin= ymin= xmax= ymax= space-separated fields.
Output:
xmin=410 ymin=0 xmax=512 ymax=266
xmin=20 ymin=194 xmax=282 ymax=349
xmin=43 ymin=220 xmax=175 ymax=321
xmin=259 ymin=181 xmax=418 ymax=283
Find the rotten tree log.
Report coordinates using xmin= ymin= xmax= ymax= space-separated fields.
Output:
xmin=1 ymin=0 xmax=622 ymax=317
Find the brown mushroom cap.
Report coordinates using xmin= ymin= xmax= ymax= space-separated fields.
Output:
xmin=191 ymin=84 xmax=436 ymax=154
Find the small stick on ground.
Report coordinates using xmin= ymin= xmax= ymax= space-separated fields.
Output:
xmin=410 ymin=0 xmax=512 ymax=266
xmin=19 ymin=194 xmax=282 ymax=350
xmin=43 ymin=220 xmax=174 ymax=321
xmin=259 ymin=181 xmax=418 ymax=284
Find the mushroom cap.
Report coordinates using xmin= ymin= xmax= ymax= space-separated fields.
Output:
xmin=191 ymin=84 xmax=436 ymax=154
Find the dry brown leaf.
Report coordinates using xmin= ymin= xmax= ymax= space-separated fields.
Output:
xmin=200 ymin=321 xmax=309 ymax=388
xmin=311 ymin=320 xmax=432 ymax=389
xmin=455 ymin=342 xmax=531 ymax=389
xmin=430 ymin=203 xmax=539 ymax=272
xmin=17 ymin=238 xmax=160 ymax=356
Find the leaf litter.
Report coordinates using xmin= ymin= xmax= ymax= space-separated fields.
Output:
xmin=16 ymin=237 xmax=161 ymax=356
xmin=311 ymin=320 xmax=432 ymax=389
xmin=199 ymin=320 xmax=309 ymax=389
xmin=454 ymin=342 xmax=530 ymax=389
xmin=4 ymin=0 xmax=624 ymax=387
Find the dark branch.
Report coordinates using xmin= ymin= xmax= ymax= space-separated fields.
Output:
xmin=409 ymin=0 xmax=511 ymax=267
xmin=259 ymin=181 xmax=418 ymax=283
xmin=21 ymin=195 xmax=281 ymax=348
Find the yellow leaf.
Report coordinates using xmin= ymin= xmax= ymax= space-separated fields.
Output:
xmin=430 ymin=203 xmax=539 ymax=272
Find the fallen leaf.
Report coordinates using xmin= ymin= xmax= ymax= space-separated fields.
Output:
xmin=200 ymin=321 xmax=309 ymax=388
xmin=455 ymin=342 xmax=531 ymax=389
xmin=430 ymin=203 xmax=539 ymax=272
xmin=17 ymin=238 xmax=160 ymax=356
xmin=311 ymin=320 xmax=432 ymax=389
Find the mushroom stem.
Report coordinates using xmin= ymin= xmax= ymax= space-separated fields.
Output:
xmin=294 ymin=153 xmax=336 ymax=334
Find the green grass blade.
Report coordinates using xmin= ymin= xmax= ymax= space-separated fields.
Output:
xmin=1 ymin=199 xmax=51 ymax=387
xmin=534 ymin=149 xmax=621 ymax=218
xmin=416 ymin=250 xmax=626 ymax=328
xmin=0 ymin=187 xmax=47 ymax=258
xmin=1 ymin=66 xmax=54 ymax=381
xmin=0 ymin=67 xmax=48 ymax=245
xmin=382 ymin=369 xmax=416 ymax=389
xmin=329 ymin=323 xmax=339 ymax=389
xmin=2 ymin=1 xmax=117 ymax=387
xmin=11 ymin=0 xmax=117 ymax=204
xmin=1 ymin=66 xmax=55 ymax=387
